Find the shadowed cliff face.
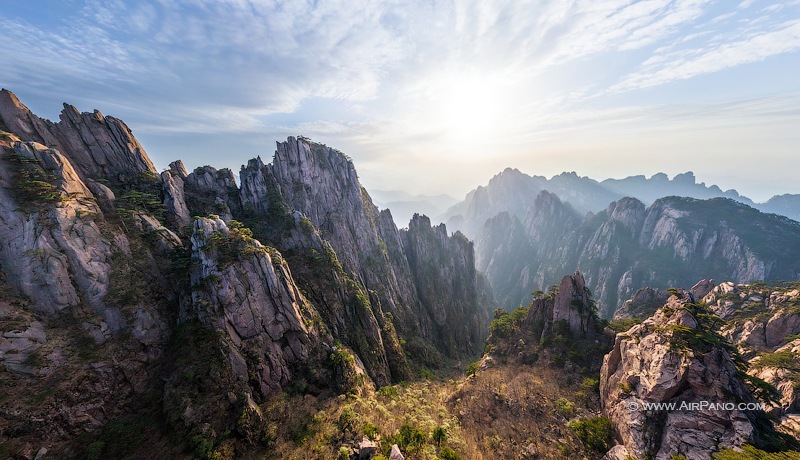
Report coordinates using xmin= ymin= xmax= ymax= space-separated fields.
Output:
xmin=477 ymin=190 xmax=800 ymax=318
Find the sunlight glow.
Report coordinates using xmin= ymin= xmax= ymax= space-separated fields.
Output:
xmin=431 ymin=73 xmax=509 ymax=143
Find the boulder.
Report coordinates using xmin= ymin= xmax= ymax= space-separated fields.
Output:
xmin=388 ymin=444 xmax=405 ymax=460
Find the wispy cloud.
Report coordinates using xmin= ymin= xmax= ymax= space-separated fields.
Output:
xmin=611 ymin=18 xmax=800 ymax=92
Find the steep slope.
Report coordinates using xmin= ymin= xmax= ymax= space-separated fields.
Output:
xmin=478 ymin=193 xmax=800 ymax=317
xmin=601 ymin=289 xmax=800 ymax=459
xmin=0 ymin=89 xmax=156 ymax=184
xmin=0 ymin=96 xmax=184 ymax=457
xmin=402 ymin=214 xmax=492 ymax=357
xmin=476 ymin=212 xmax=535 ymax=308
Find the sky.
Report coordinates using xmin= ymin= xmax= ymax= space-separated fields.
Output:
xmin=0 ymin=0 xmax=799 ymax=202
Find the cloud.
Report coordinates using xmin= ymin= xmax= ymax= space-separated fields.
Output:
xmin=609 ymin=18 xmax=800 ymax=92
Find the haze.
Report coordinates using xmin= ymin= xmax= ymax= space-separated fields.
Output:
xmin=1 ymin=0 xmax=799 ymax=202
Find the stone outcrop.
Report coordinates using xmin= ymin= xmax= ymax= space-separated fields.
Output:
xmin=161 ymin=160 xmax=191 ymax=228
xmin=524 ymin=270 xmax=599 ymax=340
xmin=0 ymin=140 xmax=114 ymax=316
xmin=402 ymin=214 xmax=491 ymax=355
xmin=613 ymin=287 xmax=671 ymax=320
xmin=0 ymin=91 xmax=183 ymax=455
xmin=388 ymin=444 xmax=405 ymax=460
xmin=600 ymin=291 xmax=781 ymax=459
xmin=708 ymin=283 xmax=800 ymax=354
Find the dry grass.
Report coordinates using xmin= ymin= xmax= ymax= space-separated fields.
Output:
xmin=449 ymin=365 xmax=601 ymax=459
xmin=251 ymin=358 xmax=604 ymax=460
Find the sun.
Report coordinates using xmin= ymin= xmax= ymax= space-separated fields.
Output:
xmin=431 ymin=73 xmax=507 ymax=143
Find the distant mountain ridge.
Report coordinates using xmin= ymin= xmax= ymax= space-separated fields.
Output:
xmin=443 ymin=168 xmax=800 ymax=239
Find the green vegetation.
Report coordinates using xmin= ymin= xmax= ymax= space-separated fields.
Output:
xmin=78 ymin=413 xmax=156 ymax=460
xmin=567 ymin=417 xmax=614 ymax=454
xmin=488 ymin=307 xmax=529 ymax=340
xmin=553 ymin=397 xmax=576 ymax=418
xmin=608 ymin=317 xmax=644 ymax=333
xmin=432 ymin=425 xmax=447 ymax=448
xmin=330 ymin=345 xmax=365 ymax=394
xmin=753 ymin=351 xmax=800 ymax=371
xmin=439 ymin=446 xmax=461 ymax=460
xmin=4 ymin=152 xmax=63 ymax=209
xmin=261 ymin=379 xmax=470 ymax=459
xmin=116 ymin=190 xmax=164 ymax=220
xmin=666 ymin=303 xmax=731 ymax=355
xmin=203 ymin=220 xmax=267 ymax=268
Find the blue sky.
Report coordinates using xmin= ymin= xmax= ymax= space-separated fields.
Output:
xmin=1 ymin=0 xmax=799 ymax=201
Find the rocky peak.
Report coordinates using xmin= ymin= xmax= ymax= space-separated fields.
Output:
xmin=189 ymin=216 xmax=326 ymax=396
xmin=0 ymin=89 xmax=156 ymax=184
xmin=525 ymin=271 xmax=598 ymax=340
xmin=606 ymin=196 xmax=646 ymax=234
xmin=613 ymin=286 xmax=671 ymax=320
xmin=168 ymin=160 xmax=188 ymax=179
xmin=673 ymin=171 xmax=697 ymax=185
xmin=523 ymin=190 xmax=581 ymax=242
xmin=402 ymin=214 xmax=490 ymax=356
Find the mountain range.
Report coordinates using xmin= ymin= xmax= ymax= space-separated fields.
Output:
xmin=1 ymin=89 xmax=799 ymax=459
xmin=442 ymin=168 xmax=800 ymax=240
xmin=442 ymin=167 xmax=800 ymax=317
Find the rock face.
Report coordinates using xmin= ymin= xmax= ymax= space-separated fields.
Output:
xmin=0 ymin=91 xmax=183 ymax=455
xmin=0 ymin=89 xmax=156 ymax=183
xmin=189 ymin=217 xmax=325 ymax=395
xmin=476 ymin=192 xmax=800 ymax=317
xmin=237 ymin=137 xmax=494 ymax=363
xmin=600 ymin=291 xmax=781 ymax=459
xmin=0 ymin=140 xmax=113 ymax=316
xmin=613 ymin=287 xmax=671 ymax=320
xmin=524 ymin=270 xmax=599 ymax=340
xmin=707 ymin=283 xmax=800 ymax=354
xmin=402 ymin=214 xmax=492 ymax=356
